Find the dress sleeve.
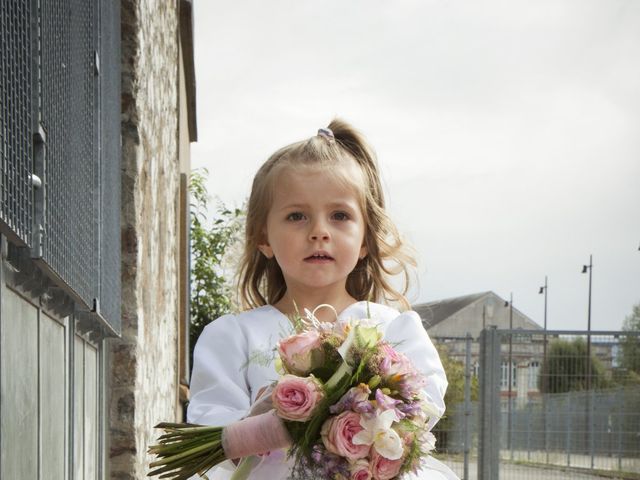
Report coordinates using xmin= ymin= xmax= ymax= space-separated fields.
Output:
xmin=382 ymin=310 xmax=448 ymax=430
xmin=187 ymin=314 xmax=251 ymax=426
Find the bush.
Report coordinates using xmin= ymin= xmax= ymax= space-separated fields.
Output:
xmin=189 ymin=168 xmax=244 ymax=365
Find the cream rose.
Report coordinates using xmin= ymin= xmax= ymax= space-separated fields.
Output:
xmin=277 ymin=330 xmax=323 ymax=375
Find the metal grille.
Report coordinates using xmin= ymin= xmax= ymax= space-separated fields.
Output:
xmin=0 ymin=0 xmax=33 ymax=246
xmin=2 ymin=0 xmax=121 ymax=333
xmin=98 ymin=0 xmax=121 ymax=332
xmin=40 ymin=0 xmax=97 ymax=306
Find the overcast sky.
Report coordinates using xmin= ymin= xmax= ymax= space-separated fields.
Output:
xmin=191 ymin=0 xmax=640 ymax=331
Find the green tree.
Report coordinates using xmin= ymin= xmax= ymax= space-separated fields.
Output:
xmin=620 ymin=302 xmax=640 ymax=375
xmin=614 ymin=302 xmax=640 ymax=385
xmin=189 ymin=168 xmax=244 ymax=364
xmin=538 ymin=338 xmax=608 ymax=394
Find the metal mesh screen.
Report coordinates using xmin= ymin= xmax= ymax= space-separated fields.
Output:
xmin=0 ymin=0 xmax=123 ymax=333
xmin=0 ymin=0 xmax=33 ymax=246
xmin=3 ymin=0 xmax=121 ymax=333
xmin=98 ymin=0 xmax=121 ymax=332
xmin=40 ymin=0 xmax=98 ymax=306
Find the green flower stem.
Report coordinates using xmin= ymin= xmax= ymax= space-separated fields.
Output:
xmin=169 ymin=448 xmax=227 ymax=480
xmin=149 ymin=439 xmax=223 ymax=468
xmin=148 ymin=423 xmax=232 ymax=479
xmin=229 ymin=455 xmax=261 ymax=480
xmin=151 ymin=436 xmax=221 ymax=457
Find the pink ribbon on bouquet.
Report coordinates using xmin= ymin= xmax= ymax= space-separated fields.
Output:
xmin=222 ymin=410 xmax=291 ymax=459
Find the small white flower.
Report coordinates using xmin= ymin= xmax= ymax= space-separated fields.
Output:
xmin=420 ymin=431 xmax=437 ymax=453
xmin=352 ymin=409 xmax=404 ymax=460
xmin=419 ymin=392 xmax=442 ymax=421
xmin=301 ymin=305 xmax=337 ymax=333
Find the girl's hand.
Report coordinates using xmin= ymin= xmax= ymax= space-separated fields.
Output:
xmin=248 ymin=385 xmax=274 ymax=417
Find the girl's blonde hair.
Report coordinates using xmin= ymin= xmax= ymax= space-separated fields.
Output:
xmin=238 ymin=118 xmax=416 ymax=310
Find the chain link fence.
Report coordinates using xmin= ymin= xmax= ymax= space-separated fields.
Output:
xmin=432 ymin=329 xmax=640 ymax=480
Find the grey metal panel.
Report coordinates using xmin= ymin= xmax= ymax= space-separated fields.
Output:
xmin=74 ymin=336 xmax=85 ymax=479
xmin=0 ymin=286 xmax=38 ymax=479
xmin=0 ymin=0 xmax=33 ymax=247
xmin=84 ymin=343 xmax=98 ymax=480
xmin=40 ymin=312 xmax=67 ymax=479
xmin=98 ymin=0 xmax=122 ymax=333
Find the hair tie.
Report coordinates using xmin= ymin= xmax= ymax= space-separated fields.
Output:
xmin=317 ymin=127 xmax=335 ymax=142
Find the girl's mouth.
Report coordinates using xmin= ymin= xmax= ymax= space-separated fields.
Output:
xmin=304 ymin=252 xmax=334 ymax=262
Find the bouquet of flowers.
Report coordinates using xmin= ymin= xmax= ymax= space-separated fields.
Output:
xmin=148 ymin=305 xmax=440 ymax=480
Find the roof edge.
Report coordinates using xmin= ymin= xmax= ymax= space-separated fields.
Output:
xmin=179 ymin=0 xmax=197 ymax=142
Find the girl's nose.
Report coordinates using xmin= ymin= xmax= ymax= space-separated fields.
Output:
xmin=309 ymin=221 xmax=330 ymax=241
xmin=309 ymin=232 xmax=330 ymax=241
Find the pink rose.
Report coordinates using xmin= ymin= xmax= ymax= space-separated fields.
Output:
xmin=370 ymin=447 xmax=403 ymax=480
xmin=272 ymin=374 xmax=324 ymax=421
xmin=321 ymin=411 xmax=370 ymax=460
xmin=350 ymin=458 xmax=372 ymax=480
xmin=278 ymin=330 xmax=323 ymax=375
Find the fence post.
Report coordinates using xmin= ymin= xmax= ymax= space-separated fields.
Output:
xmin=544 ymin=393 xmax=550 ymax=465
xmin=526 ymin=401 xmax=532 ymax=461
xmin=566 ymin=391 xmax=571 ymax=466
xmin=479 ymin=327 xmax=501 ymax=480
xmin=463 ymin=333 xmax=472 ymax=480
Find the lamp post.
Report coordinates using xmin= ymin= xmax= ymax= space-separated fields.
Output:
xmin=582 ymin=254 xmax=594 ymax=469
xmin=582 ymin=255 xmax=593 ymax=391
xmin=538 ymin=277 xmax=548 ymax=463
xmin=538 ymin=276 xmax=548 ymax=331
xmin=538 ymin=277 xmax=549 ymax=380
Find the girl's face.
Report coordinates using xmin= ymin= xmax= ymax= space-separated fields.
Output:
xmin=259 ymin=166 xmax=367 ymax=298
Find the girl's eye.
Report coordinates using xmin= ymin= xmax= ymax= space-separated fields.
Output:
xmin=332 ymin=211 xmax=350 ymax=221
xmin=286 ymin=212 xmax=305 ymax=221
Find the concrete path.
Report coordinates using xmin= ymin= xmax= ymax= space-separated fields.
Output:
xmin=442 ymin=456 xmax=638 ymax=480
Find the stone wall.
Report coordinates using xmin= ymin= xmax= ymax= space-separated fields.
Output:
xmin=110 ymin=0 xmax=180 ymax=478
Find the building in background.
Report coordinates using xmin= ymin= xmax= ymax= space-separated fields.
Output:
xmin=1 ymin=1 xmax=195 ymax=478
xmin=416 ymin=291 xmax=541 ymax=338
xmin=415 ymin=291 xmax=544 ymax=401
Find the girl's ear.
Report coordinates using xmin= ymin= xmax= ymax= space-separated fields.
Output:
xmin=359 ymin=244 xmax=368 ymax=260
xmin=258 ymin=243 xmax=274 ymax=259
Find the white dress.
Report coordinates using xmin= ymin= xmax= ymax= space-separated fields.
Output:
xmin=187 ymin=301 xmax=459 ymax=480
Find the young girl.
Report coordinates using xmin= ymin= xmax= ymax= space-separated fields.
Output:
xmin=187 ymin=119 xmax=459 ymax=480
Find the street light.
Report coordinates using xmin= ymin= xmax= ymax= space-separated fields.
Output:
xmin=538 ymin=276 xmax=549 ymax=463
xmin=538 ymin=276 xmax=549 ymax=363
xmin=538 ymin=276 xmax=548 ymax=331
xmin=582 ymin=254 xmax=594 ymax=469
xmin=582 ymin=255 xmax=593 ymax=391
